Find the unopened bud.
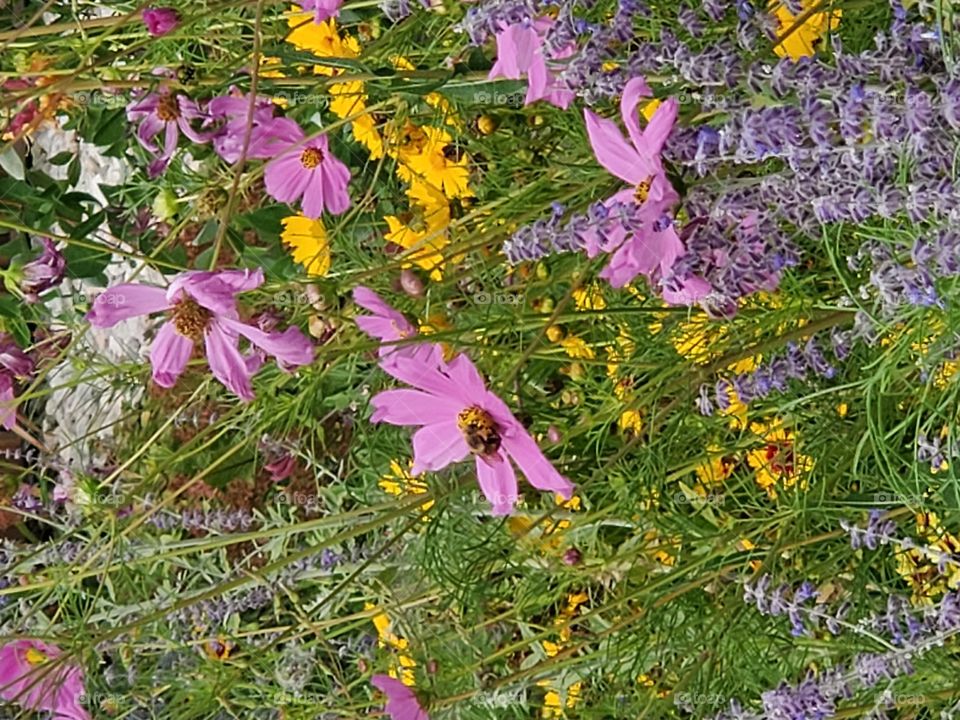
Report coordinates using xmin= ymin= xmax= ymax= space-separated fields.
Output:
xmin=563 ymin=547 xmax=582 ymax=566
xmin=400 ymin=268 xmax=425 ymax=297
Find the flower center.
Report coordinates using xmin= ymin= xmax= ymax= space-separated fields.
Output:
xmin=457 ymin=406 xmax=502 ymax=457
xmin=25 ymin=648 xmax=47 ymax=665
xmin=170 ymin=298 xmax=212 ymax=341
xmin=764 ymin=442 xmax=795 ymax=475
xmin=156 ymin=93 xmax=181 ymax=122
xmin=299 ymin=147 xmax=324 ymax=169
xmin=634 ymin=177 xmax=652 ymax=204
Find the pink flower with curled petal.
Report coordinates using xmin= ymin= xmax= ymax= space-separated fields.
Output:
xmin=300 ymin=0 xmax=343 ymax=23
xmin=262 ymin=118 xmax=351 ymax=218
xmin=354 ymin=288 xmax=574 ymax=515
xmin=86 ymin=269 xmax=314 ymax=401
xmin=126 ymin=90 xmax=211 ymax=177
xmin=371 ymin=675 xmax=429 ymax=720
xmin=0 ymin=639 xmax=90 ymax=720
xmin=142 ymin=7 xmax=179 ymax=37
xmin=583 ymin=78 xmax=707 ymax=302
xmin=208 ymin=90 xmax=289 ymax=164
xmin=352 ymin=286 xmax=421 ymax=360
xmin=489 ymin=17 xmax=575 ymax=109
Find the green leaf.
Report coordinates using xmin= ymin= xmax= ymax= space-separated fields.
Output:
xmin=63 ymin=242 xmax=111 ymax=279
xmin=0 ymin=146 xmax=25 ymax=181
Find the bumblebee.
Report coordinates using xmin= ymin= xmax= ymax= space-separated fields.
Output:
xmin=176 ymin=64 xmax=197 ymax=85
xmin=441 ymin=143 xmax=467 ymax=163
xmin=634 ymin=177 xmax=652 ymax=203
xmin=457 ymin=406 xmax=502 ymax=457
xmin=471 ymin=114 xmax=499 ymax=136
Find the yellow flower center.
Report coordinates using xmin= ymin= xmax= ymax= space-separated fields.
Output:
xmin=25 ymin=648 xmax=47 ymax=665
xmin=456 ymin=406 xmax=502 ymax=457
xmin=170 ymin=298 xmax=212 ymax=341
xmin=634 ymin=177 xmax=652 ymax=204
xmin=299 ymin=147 xmax=324 ymax=169
xmin=156 ymin=93 xmax=181 ymax=122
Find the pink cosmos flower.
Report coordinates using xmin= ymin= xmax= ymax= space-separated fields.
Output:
xmin=0 ymin=639 xmax=90 ymax=720
xmin=358 ymin=318 xmax=574 ymax=514
xmin=142 ymin=7 xmax=179 ymax=37
xmin=371 ymin=674 xmax=429 ymax=720
xmin=86 ymin=269 xmax=314 ymax=401
xmin=0 ymin=334 xmax=33 ymax=431
xmin=583 ymin=78 xmax=706 ymax=301
xmin=300 ymin=0 xmax=343 ymax=23
xmin=488 ymin=18 xmax=575 ymax=110
xmin=208 ymin=90 xmax=290 ymax=164
xmin=262 ymin=118 xmax=351 ymax=218
xmin=126 ymin=90 xmax=210 ymax=177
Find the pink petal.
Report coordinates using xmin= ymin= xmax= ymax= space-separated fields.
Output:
xmin=265 ymin=155 xmax=310 ymax=205
xmin=662 ymin=275 xmax=712 ymax=306
xmin=300 ymin=168 xmax=326 ymax=219
xmin=371 ymin=675 xmax=430 ymax=720
xmin=370 ymin=389 xmax=461 ymax=426
xmin=378 ymin=346 xmax=458 ymax=397
xmin=621 ymin=76 xmax=654 ymax=152
xmin=87 ymin=283 xmax=170 ymax=327
xmin=523 ymin=53 xmax=551 ymax=106
xmin=501 ymin=427 xmax=574 ymax=499
xmin=218 ymin=317 xmax=313 ymax=369
xmin=475 ymin=453 xmax=519 ymax=515
xmin=204 ymin=321 xmax=254 ymax=401
xmin=0 ymin=375 xmax=15 ymax=430
xmin=409 ymin=422 xmax=470 ymax=475
xmin=642 ymin=97 xmax=680 ymax=158
xmin=489 ymin=24 xmax=540 ymax=79
xmin=320 ymin=156 xmax=351 ymax=215
xmin=149 ymin=321 xmax=194 ymax=388
xmin=584 ymin=109 xmax=643 ymax=185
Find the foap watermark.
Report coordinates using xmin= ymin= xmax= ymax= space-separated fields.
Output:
xmin=674 ymin=691 xmax=725 ymax=709
xmin=473 ymin=291 xmax=522 ymax=305
xmin=673 ymin=491 xmax=725 ymax=506
xmin=472 ymin=90 xmax=525 ymax=107
xmin=270 ymin=91 xmax=328 ymax=107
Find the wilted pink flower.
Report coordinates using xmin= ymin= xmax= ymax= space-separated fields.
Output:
xmin=366 ymin=334 xmax=575 ymax=515
xmin=19 ymin=238 xmax=66 ymax=302
xmin=142 ymin=7 xmax=179 ymax=36
xmin=262 ymin=118 xmax=351 ymax=218
xmin=207 ymin=90 xmax=289 ymax=164
xmin=488 ymin=18 xmax=575 ymax=109
xmin=0 ymin=639 xmax=89 ymax=720
xmin=1 ymin=79 xmax=40 ymax=137
xmin=86 ymin=269 xmax=314 ymax=401
xmin=583 ymin=79 xmax=701 ymax=297
xmin=371 ymin=674 xmax=429 ymax=720
xmin=127 ymin=90 xmax=210 ymax=177
xmin=300 ymin=0 xmax=343 ymax=23
xmin=0 ymin=334 xmax=33 ymax=431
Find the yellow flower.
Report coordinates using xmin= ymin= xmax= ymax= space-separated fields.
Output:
xmin=328 ymin=79 xmax=366 ymax=119
xmin=746 ymin=421 xmax=815 ymax=499
xmin=379 ymin=459 xmax=434 ymax=515
xmin=641 ymin=99 xmax=661 ymax=121
xmin=399 ymin=125 xmax=472 ymax=199
xmin=366 ymin=603 xmax=409 ymax=650
xmin=618 ymin=409 xmax=644 ymax=435
xmin=559 ymin=336 xmax=595 ymax=360
xmin=286 ymin=12 xmax=360 ymax=67
xmin=572 ymin=284 xmax=606 ymax=311
xmin=281 ymin=215 xmax=331 ymax=276
xmin=351 ymin=113 xmax=385 ymax=159
xmin=694 ymin=444 xmax=736 ymax=487
xmin=770 ymin=0 xmax=842 ymax=59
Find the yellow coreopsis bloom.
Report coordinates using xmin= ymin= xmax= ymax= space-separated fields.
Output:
xmin=379 ymin=459 xmax=434 ymax=515
xmin=286 ymin=12 xmax=360 ymax=67
xmin=770 ymin=0 xmax=842 ymax=59
xmin=694 ymin=444 xmax=736 ymax=488
xmin=400 ymin=125 xmax=472 ymax=199
xmin=746 ymin=420 xmax=815 ymax=498
xmin=280 ymin=215 xmax=331 ymax=276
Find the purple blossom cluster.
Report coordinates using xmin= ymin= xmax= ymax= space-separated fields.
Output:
xmin=148 ymin=507 xmax=259 ymax=533
xmin=503 ymin=200 xmax=648 ymax=263
xmin=697 ymin=336 xmax=841 ymax=416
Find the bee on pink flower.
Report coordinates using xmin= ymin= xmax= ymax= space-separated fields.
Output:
xmin=0 ymin=639 xmax=90 ymax=720
xmin=354 ymin=287 xmax=575 ymax=515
